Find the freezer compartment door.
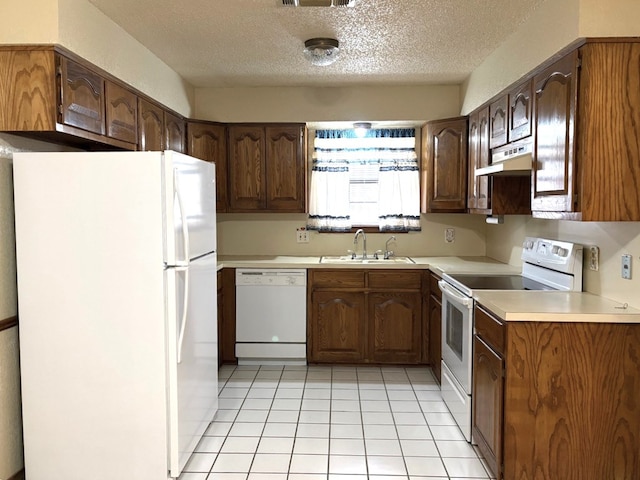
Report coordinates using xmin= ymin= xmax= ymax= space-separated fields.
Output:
xmin=163 ymin=151 xmax=216 ymax=265
xmin=165 ymin=253 xmax=218 ymax=477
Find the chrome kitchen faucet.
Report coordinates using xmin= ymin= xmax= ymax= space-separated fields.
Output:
xmin=353 ymin=228 xmax=367 ymax=259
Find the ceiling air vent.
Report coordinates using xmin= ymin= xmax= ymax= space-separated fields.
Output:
xmin=281 ymin=0 xmax=355 ymax=6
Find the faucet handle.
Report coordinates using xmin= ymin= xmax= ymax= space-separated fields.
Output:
xmin=373 ymin=249 xmax=384 ymax=260
xmin=384 ymin=250 xmax=394 ymax=260
xmin=347 ymin=249 xmax=356 ymax=260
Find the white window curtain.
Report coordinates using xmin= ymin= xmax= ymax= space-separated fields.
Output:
xmin=307 ymin=128 xmax=420 ymax=232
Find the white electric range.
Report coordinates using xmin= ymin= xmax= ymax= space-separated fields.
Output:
xmin=437 ymin=237 xmax=584 ymax=442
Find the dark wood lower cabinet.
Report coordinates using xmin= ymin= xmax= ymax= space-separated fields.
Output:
xmin=308 ymin=269 xmax=425 ymax=364
xmin=369 ymin=292 xmax=421 ymax=364
xmin=472 ymin=336 xmax=503 ymax=478
xmin=473 ymin=304 xmax=640 ymax=479
xmin=310 ymin=290 xmax=366 ymax=363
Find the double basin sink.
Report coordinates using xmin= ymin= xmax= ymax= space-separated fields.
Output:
xmin=320 ymin=255 xmax=415 ymax=265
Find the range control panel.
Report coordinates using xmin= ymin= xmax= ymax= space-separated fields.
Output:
xmin=521 ymin=237 xmax=584 ymax=275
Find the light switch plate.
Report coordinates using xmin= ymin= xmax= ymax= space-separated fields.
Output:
xmin=296 ymin=228 xmax=309 ymax=243
xmin=622 ymin=254 xmax=632 ymax=279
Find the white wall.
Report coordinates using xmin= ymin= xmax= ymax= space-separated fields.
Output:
xmin=461 ymin=0 xmax=581 ymax=114
xmin=195 ymin=85 xmax=461 ymax=123
xmin=218 ymin=213 xmax=487 ymax=257
xmin=0 ymin=0 xmax=194 ymax=117
xmin=485 ymin=216 xmax=640 ymax=309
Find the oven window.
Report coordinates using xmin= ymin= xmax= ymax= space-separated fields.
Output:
xmin=446 ymin=302 xmax=464 ymax=361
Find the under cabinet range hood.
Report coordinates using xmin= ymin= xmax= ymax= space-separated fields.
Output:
xmin=281 ymin=0 xmax=355 ymax=6
xmin=475 ymin=141 xmax=533 ymax=176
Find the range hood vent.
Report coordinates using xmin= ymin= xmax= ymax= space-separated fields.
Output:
xmin=281 ymin=0 xmax=355 ymax=6
xmin=475 ymin=141 xmax=533 ymax=176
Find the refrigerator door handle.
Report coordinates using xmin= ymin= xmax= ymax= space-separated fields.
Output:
xmin=176 ymin=265 xmax=190 ymax=364
xmin=173 ymin=168 xmax=190 ymax=267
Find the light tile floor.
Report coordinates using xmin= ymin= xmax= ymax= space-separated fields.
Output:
xmin=179 ymin=365 xmax=494 ymax=480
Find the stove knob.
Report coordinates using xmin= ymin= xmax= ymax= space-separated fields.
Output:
xmin=557 ymin=247 xmax=568 ymax=257
xmin=552 ymin=245 xmax=560 ymax=254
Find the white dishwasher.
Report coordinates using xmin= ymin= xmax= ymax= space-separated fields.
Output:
xmin=235 ymin=268 xmax=307 ymax=365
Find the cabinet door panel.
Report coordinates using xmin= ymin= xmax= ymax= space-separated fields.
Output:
xmin=370 ymin=292 xmax=421 ymax=364
xmin=422 ymin=117 xmax=468 ymax=213
xmin=105 ymin=81 xmax=137 ymax=144
xmin=532 ymin=51 xmax=578 ymax=213
xmin=489 ymin=95 xmax=508 ymax=149
xmin=265 ymin=125 xmax=305 ymax=211
xmin=508 ymin=78 xmax=533 ymax=142
xmin=138 ymin=98 xmax=164 ymax=151
xmin=59 ymin=56 xmax=105 ymax=135
xmin=188 ymin=122 xmax=228 ymax=212
xmin=228 ymin=125 xmax=265 ymax=211
xmin=310 ymin=291 xmax=365 ymax=363
xmin=473 ymin=336 xmax=503 ymax=479
xmin=467 ymin=107 xmax=490 ymax=212
xmin=165 ymin=111 xmax=185 ymax=153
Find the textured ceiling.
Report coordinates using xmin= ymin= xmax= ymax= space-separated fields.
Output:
xmin=87 ymin=0 xmax=545 ymax=88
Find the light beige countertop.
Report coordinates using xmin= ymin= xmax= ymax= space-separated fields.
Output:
xmin=217 ymin=255 xmax=517 ymax=273
xmin=410 ymin=256 xmax=520 ymax=276
xmin=474 ymin=291 xmax=640 ymax=323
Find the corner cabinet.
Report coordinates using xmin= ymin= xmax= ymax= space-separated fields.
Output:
xmin=473 ymin=303 xmax=640 ymax=479
xmin=421 ymin=117 xmax=468 ymax=213
xmin=308 ymin=269 xmax=424 ymax=365
xmin=228 ymin=124 xmax=306 ymax=213
xmin=532 ymin=41 xmax=640 ymax=220
xmin=187 ymin=121 xmax=228 ymax=212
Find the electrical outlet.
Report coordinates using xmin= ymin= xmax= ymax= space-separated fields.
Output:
xmin=445 ymin=228 xmax=455 ymax=243
xmin=589 ymin=246 xmax=599 ymax=271
xmin=296 ymin=228 xmax=309 ymax=243
xmin=622 ymin=254 xmax=632 ymax=279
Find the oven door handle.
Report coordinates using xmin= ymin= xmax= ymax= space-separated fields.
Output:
xmin=438 ymin=280 xmax=473 ymax=307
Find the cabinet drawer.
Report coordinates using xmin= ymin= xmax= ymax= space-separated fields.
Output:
xmin=311 ymin=270 xmax=365 ymax=288
xmin=475 ymin=305 xmax=505 ymax=354
xmin=429 ymin=272 xmax=442 ymax=300
xmin=368 ymin=271 xmax=421 ymax=289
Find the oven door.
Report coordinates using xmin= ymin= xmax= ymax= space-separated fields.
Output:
xmin=438 ymin=280 xmax=474 ymax=394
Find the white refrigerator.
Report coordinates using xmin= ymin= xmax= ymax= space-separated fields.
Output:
xmin=13 ymin=150 xmax=218 ymax=480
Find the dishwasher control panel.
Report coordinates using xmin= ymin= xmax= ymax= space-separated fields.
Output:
xmin=236 ymin=269 xmax=307 ymax=286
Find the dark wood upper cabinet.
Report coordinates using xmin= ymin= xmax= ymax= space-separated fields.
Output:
xmin=228 ymin=124 xmax=306 ymax=213
xmin=265 ymin=125 xmax=306 ymax=212
xmin=138 ymin=98 xmax=164 ymax=151
xmin=467 ymin=107 xmax=490 ymax=213
xmin=228 ymin=125 xmax=266 ymax=211
xmin=164 ymin=111 xmax=186 ymax=153
xmin=58 ymin=56 xmax=106 ymax=136
xmin=532 ymin=50 xmax=579 ymax=216
xmin=532 ymin=41 xmax=640 ymax=221
xmin=508 ymin=78 xmax=533 ymax=142
xmin=489 ymin=95 xmax=508 ymax=149
xmin=187 ymin=121 xmax=228 ymax=212
xmin=421 ymin=117 xmax=468 ymax=213
xmin=105 ymin=81 xmax=137 ymax=144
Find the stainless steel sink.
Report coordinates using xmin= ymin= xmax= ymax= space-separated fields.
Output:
xmin=320 ymin=255 xmax=415 ymax=264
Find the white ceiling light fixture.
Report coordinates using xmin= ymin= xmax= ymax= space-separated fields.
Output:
xmin=353 ymin=122 xmax=372 ymax=137
xmin=304 ymin=38 xmax=340 ymax=66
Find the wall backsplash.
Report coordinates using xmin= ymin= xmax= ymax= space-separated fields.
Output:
xmin=217 ymin=213 xmax=488 ymax=258
xmin=485 ymin=215 xmax=640 ymax=309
